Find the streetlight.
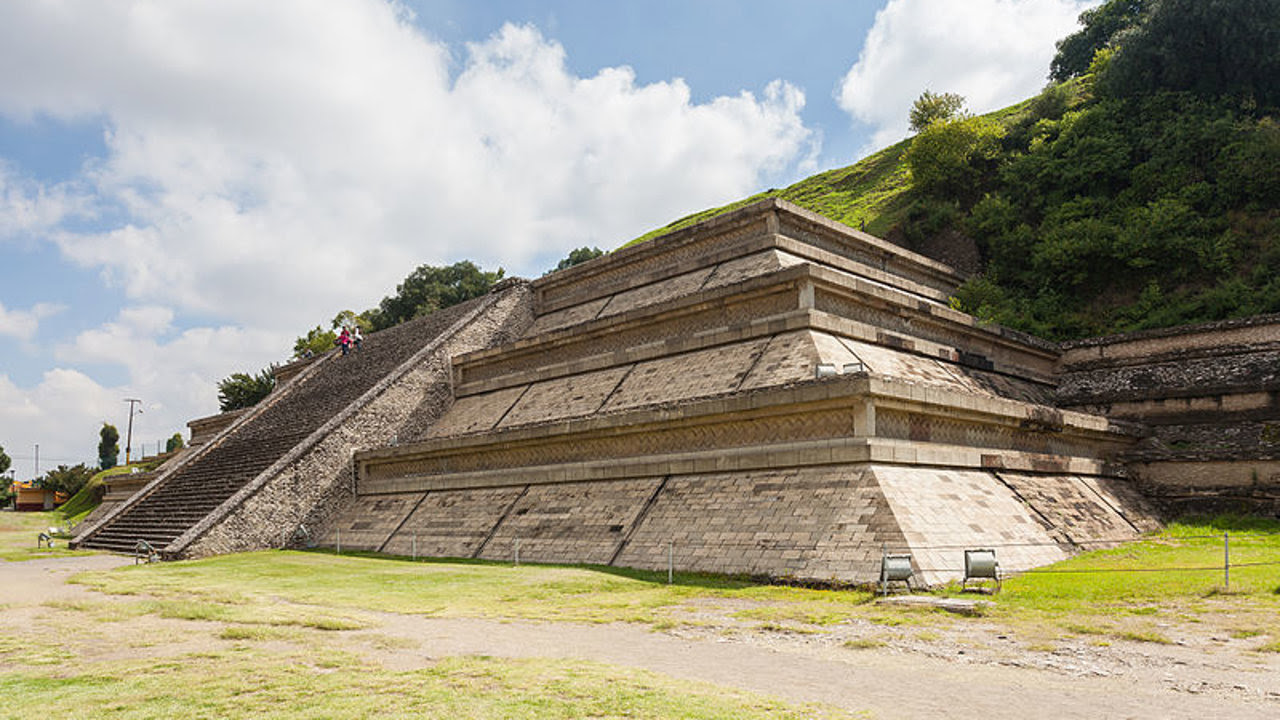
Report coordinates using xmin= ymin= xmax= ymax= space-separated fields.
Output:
xmin=123 ymin=398 xmax=143 ymax=464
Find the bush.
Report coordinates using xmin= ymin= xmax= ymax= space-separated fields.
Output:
xmin=905 ymin=116 xmax=1006 ymax=201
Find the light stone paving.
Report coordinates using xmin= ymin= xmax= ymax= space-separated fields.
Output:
xmin=614 ymin=466 xmax=905 ymax=582
xmin=702 ymin=248 xmax=807 ymax=292
xmin=600 ymin=339 xmax=770 ymax=412
xmin=499 ymin=365 xmax=631 ymax=428
xmin=426 ymin=385 xmax=525 ymax=438
xmin=873 ymin=466 xmax=1069 ymax=586
xmin=994 ymin=472 xmax=1140 ymax=546
xmin=313 ymin=494 xmax=423 ymax=552
xmin=738 ymin=330 xmax=862 ymax=391
xmin=383 ymin=486 xmax=526 ymax=558
xmin=526 ymin=297 xmax=610 ymax=336
xmin=596 ymin=266 xmax=716 ymax=320
xmin=475 ymin=479 xmax=663 ymax=565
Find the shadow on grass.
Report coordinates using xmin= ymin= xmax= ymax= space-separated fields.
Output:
xmin=297 ymin=547 xmax=876 ymax=596
xmin=1167 ymin=513 xmax=1280 ymax=535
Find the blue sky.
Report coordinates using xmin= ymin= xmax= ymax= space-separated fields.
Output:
xmin=0 ymin=0 xmax=1095 ymax=473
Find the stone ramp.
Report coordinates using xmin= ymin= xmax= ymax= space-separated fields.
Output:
xmin=75 ymin=287 xmax=531 ymax=556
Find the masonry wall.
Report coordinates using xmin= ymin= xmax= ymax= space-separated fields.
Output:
xmin=175 ymin=283 xmax=535 ymax=558
xmin=1059 ymin=314 xmax=1280 ymax=514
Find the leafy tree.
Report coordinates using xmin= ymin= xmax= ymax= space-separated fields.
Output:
xmin=1101 ymin=0 xmax=1280 ymax=111
xmin=0 ymin=444 xmax=10 ymax=507
xmin=370 ymin=261 xmax=504 ymax=331
xmin=293 ymin=325 xmax=337 ymax=359
xmin=905 ymin=116 xmax=1006 ymax=200
xmin=39 ymin=463 xmax=95 ymax=497
xmin=165 ymin=433 xmax=185 ymax=453
xmin=293 ymin=309 xmax=380 ymax=359
xmin=552 ymin=246 xmax=605 ymax=273
xmin=909 ymin=91 xmax=966 ymax=133
xmin=331 ymin=309 xmax=374 ymax=333
xmin=217 ymin=366 xmax=277 ymax=412
xmin=1049 ymin=0 xmax=1148 ymax=81
xmin=98 ymin=423 xmax=119 ymax=470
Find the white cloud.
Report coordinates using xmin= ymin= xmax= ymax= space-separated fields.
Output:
xmin=0 ymin=163 xmax=89 ymax=244
xmin=0 ymin=369 xmax=119 ymax=472
xmin=0 ymin=1 xmax=814 ymax=336
xmin=0 ymin=1 xmax=818 ymax=467
xmin=838 ymin=0 xmax=1097 ymax=151
xmin=0 ymin=306 xmax=289 ymax=470
xmin=0 ymin=301 xmax=63 ymax=341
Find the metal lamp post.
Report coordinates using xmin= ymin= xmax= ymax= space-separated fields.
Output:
xmin=123 ymin=398 xmax=143 ymax=465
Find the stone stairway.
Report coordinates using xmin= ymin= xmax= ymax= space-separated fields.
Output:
xmin=76 ymin=297 xmax=491 ymax=554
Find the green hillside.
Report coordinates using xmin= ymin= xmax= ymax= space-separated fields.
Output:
xmin=628 ymin=0 xmax=1280 ymax=341
xmin=628 ymin=139 xmax=914 ymax=246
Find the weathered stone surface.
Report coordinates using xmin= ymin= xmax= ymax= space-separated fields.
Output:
xmin=383 ymin=486 xmax=527 ymax=558
xmin=76 ymin=199 xmax=1277 ymax=586
xmin=75 ymin=281 xmax=535 ymax=557
xmin=475 ymin=479 xmax=662 ymax=565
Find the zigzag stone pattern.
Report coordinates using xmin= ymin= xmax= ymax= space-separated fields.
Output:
xmin=74 ymin=283 xmax=533 ymax=556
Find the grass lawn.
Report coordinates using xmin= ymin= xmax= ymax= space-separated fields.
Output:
xmin=4 ymin=515 xmax=1278 ymax=717
xmin=72 ymin=550 xmax=876 ymax=626
xmin=1 ymin=623 xmax=868 ymax=720
xmin=0 ymin=510 xmax=88 ymax=562
xmin=0 ymin=650 xmax=861 ymax=720
xmin=983 ymin=516 xmax=1280 ymax=647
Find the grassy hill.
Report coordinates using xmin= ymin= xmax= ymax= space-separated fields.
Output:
xmin=627 ymin=75 xmax=1279 ymax=341
xmin=627 ymin=139 xmax=914 ymax=247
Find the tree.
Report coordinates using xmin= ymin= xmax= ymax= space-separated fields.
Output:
xmin=371 ymin=261 xmax=504 ymax=331
xmin=217 ymin=366 xmax=277 ymax=412
xmin=165 ymin=433 xmax=185 ymax=453
xmin=1100 ymin=0 xmax=1280 ymax=111
xmin=331 ymin=309 xmax=374 ymax=333
xmin=905 ymin=115 xmax=1006 ymax=199
xmin=293 ymin=325 xmax=337 ymax=359
xmin=98 ymin=423 xmax=120 ymax=470
xmin=39 ymin=463 xmax=95 ymax=496
xmin=909 ymin=91 xmax=966 ymax=133
xmin=293 ymin=309 xmax=379 ymax=359
xmin=1049 ymin=0 xmax=1148 ymax=82
xmin=0 ymin=444 xmax=10 ymax=508
xmin=551 ymin=247 xmax=604 ymax=273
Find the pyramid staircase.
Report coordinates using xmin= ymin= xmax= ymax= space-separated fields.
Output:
xmin=74 ymin=296 xmax=499 ymax=555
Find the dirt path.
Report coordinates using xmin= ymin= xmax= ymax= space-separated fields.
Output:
xmin=0 ymin=554 xmax=133 ymax=604
xmin=357 ymin=612 xmax=1279 ymax=720
xmin=5 ymin=555 xmax=1279 ymax=719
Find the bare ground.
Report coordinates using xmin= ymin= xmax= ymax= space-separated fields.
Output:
xmin=5 ymin=555 xmax=1280 ymax=719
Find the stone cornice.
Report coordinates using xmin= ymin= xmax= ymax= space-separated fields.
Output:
xmin=357 ymin=373 xmax=1140 ymax=494
xmin=532 ymin=198 xmax=964 ymax=315
xmin=455 ymin=263 xmax=1060 ymax=397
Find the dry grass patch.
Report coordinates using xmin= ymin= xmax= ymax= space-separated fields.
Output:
xmin=0 ymin=647 xmax=866 ymax=719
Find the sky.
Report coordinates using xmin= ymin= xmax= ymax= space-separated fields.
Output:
xmin=0 ymin=0 xmax=1097 ymax=475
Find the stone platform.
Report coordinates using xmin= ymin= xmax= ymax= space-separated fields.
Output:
xmin=313 ymin=199 xmax=1163 ymax=585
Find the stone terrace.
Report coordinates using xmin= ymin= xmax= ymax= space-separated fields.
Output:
xmin=326 ymin=200 xmax=1161 ymax=585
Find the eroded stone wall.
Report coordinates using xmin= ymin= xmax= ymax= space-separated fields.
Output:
xmin=1059 ymin=314 xmax=1280 ymax=514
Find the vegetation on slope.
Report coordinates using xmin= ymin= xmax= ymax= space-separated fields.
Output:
xmin=632 ymin=0 xmax=1280 ymax=340
xmin=628 ymin=140 xmax=914 ymax=247
xmin=57 ymin=459 xmax=163 ymax=524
